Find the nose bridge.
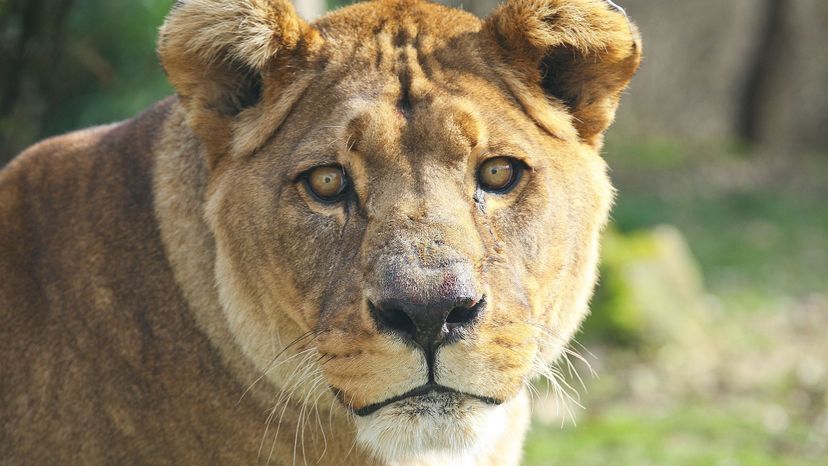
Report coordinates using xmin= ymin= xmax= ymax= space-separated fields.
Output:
xmin=373 ymin=245 xmax=476 ymax=307
xmin=376 ymin=175 xmax=479 ymax=250
xmin=364 ymin=196 xmax=481 ymax=306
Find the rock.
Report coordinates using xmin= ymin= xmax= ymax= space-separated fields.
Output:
xmin=586 ymin=226 xmax=715 ymax=350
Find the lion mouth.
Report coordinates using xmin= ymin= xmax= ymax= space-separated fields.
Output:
xmin=337 ymin=383 xmax=503 ymax=417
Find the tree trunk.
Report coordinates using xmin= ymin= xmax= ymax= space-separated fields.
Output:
xmin=737 ymin=0 xmax=792 ymax=146
xmin=0 ymin=0 xmax=76 ymax=164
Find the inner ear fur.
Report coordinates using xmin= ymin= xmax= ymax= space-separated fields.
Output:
xmin=157 ymin=0 xmax=318 ymax=168
xmin=485 ymin=0 xmax=642 ymax=147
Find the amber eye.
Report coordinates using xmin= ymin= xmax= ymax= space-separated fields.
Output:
xmin=306 ymin=165 xmax=347 ymax=202
xmin=478 ymin=157 xmax=519 ymax=193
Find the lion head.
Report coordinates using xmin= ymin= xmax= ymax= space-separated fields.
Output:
xmin=157 ymin=0 xmax=640 ymax=462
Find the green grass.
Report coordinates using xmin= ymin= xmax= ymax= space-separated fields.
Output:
xmin=612 ymin=191 xmax=828 ymax=298
xmin=525 ymin=403 xmax=821 ymax=466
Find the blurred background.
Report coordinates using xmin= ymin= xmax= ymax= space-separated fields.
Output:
xmin=1 ymin=0 xmax=826 ymax=464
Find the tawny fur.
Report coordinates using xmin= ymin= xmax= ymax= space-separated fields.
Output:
xmin=0 ymin=0 xmax=640 ymax=464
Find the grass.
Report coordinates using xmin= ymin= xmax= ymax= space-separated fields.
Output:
xmin=611 ymin=191 xmax=828 ymax=300
xmin=525 ymin=402 xmax=821 ymax=466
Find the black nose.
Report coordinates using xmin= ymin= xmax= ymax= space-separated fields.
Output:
xmin=369 ymin=295 xmax=485 ymax=349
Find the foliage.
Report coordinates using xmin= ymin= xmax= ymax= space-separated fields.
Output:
xmin=0 ymin=0 xmax=172 ymax=162
xmin=52 ymin=0 xmax=172 ymax=132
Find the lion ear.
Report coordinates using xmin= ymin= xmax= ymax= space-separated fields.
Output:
xmin=158 ymin=0 xmax=318 ymax=168
xmin=485 ymin=0 xmax=642 ymax=147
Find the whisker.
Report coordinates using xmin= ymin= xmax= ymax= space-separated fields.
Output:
xmin=261 ymin=348 xmax=321 ymax=465
xmin=488 ymin=317 xmax=596 ymax=427
xmin=296 ymin=374 xmax=326 ymax=466
xmin=240 ymin=330 xmax=320 ymax=405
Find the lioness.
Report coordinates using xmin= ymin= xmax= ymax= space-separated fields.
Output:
xmin=0 ymin=0 xmax=640 ymax=464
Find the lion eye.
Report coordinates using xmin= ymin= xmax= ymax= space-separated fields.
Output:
xmin=306 ymin=165 xmax=347 ymax=202
xmin=478 ymin=157 xmax=519 ymax=193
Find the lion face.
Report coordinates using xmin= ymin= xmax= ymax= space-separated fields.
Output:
xmin=159 ymin=0 xmax=640 ymax=462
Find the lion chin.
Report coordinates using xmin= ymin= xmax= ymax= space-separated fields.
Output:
xmin=354 ymin=393 xmax=510 ymax=465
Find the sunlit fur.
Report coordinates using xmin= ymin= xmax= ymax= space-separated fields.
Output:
xmin=0 ymin=0 xmax=640 ymax=464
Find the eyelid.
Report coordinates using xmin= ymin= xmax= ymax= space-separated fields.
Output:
xmin=293 ymin=163 xmax=345 ymax=183
xmin=292 ymin=160 xmax=344 ymax=181
xmin=480 ymin=152 xmax=530 ymax=165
